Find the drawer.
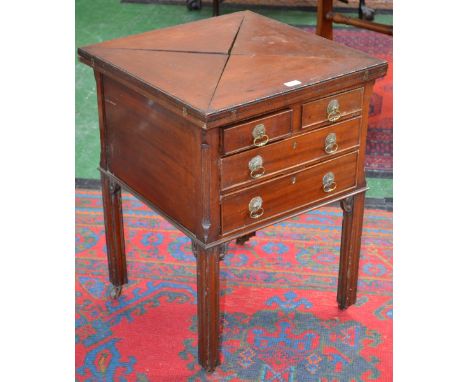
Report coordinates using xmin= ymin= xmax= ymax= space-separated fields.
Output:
xmin=222 ymin=109 xmax=292 ymax=155
xmin=302 ymin=88 xmax=363 ymax=130
xmin=221 ymin=151 xmax=358 ymax=234
xmin=221 ymin=117 xmax=361 ymax=191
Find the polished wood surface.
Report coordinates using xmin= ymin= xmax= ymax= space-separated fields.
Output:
xmin=87 ymin=12 xmax=244 ymax=54
xmin=83 ymin=48 xmax=228 ymax=112
xmin=209 ymin=52 xmax=382 ymax=114
xmin=78 ymin=11 xmax=387 ymax=371
xmin=103 ymin=76 xmax=207 ymax=238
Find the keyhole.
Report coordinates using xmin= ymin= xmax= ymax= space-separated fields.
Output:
xmin=291 ymin=176 xmax=296 ymax=184
xmin=292 ymin=142 xmax=297 ymax=150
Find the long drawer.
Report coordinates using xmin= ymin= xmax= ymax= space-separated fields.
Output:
xmin=221 ymin=151 xmax=358 ymax=234
xmin=221 ymin=117 xmax=361 ymax=191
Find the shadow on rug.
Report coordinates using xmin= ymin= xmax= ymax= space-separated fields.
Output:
xmin=76 ymin=189 xmax=392 ymax=381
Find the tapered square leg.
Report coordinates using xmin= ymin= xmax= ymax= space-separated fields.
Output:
xmin=101 ymin=174 xmax=128 ymax=298
xmin=192 ymin=241 xmax=223 ymax=371
xmin=337 ymin=193 xmax=365 ymax=310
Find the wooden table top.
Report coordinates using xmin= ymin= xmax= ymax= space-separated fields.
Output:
xmin=78 ymin=11 xmax=386 ymax=125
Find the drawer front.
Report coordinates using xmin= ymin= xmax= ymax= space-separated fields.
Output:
xmin=221 ymin=117 xmax=361 ymax=191
xmin=221 ymin=151 xmax=358 ymax=234
xmin=302 ymin=88 xmax=363 ymax=130
xmin=223 ymin=109 xmax=292 ymax=155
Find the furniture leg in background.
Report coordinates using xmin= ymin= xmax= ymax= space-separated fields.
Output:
xmin=213 ymin=0 xmax=220 ymax=16
xmin=317 ymin=0 xmax=334 ymax=39
xmin=186 ymin=0 xmax=220 ymax=16
xmin=317 ymin=0 xmax=393 ymax=39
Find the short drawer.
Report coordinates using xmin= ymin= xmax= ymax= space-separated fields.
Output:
xmin=221 ymin=151 xmax=358 ymax=234
xmin=302 ymin=88 xmax=363 ymax=130
xmin=221 ymin=117 xmax=361 ymax=190
xmin=222 ymin=109 xmax=292 ymax=155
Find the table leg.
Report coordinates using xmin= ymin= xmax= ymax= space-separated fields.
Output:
xmin=101 ymin=174 xmax=128 ymax=299
xmin=212 ymin=0 xmax=219 ymax=16
xmin=337 ymin=193 xmax=365 ymax=310
xmin=316 ymin=0 xmax=334 ymax=39
xmin=192 ymin=241 xmax=222 ymax=371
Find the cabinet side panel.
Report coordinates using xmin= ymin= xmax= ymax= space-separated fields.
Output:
xmin=103 ymin=76 xmax=202 ymax=236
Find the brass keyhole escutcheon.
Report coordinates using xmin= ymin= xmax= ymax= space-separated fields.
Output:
xmin=322 ymin=172 xmax=337 ymax=193
xmin=249 ymin=196 xmax=264 ymax=219
xmin=252 ymin=124 xmax=269 ymax=147
xmin=327 ymin=99 xmax=341 ymax=122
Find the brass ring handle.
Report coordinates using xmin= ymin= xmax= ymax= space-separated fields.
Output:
xmin=252 ymin=124 xmax=269 ymax=147
xmin=324 ymin=133 xmax=338 ymax=154
xmin=323 ymin=182 xmax=337 ymax=193
xmin=249 ymin=196 xmax=264 ymax=219
xmin=248 ymin=155 xmax=266 ymax=179
xmin=322 ymin=172 xmax=337 ymax=193
xmin=253 ymin=134 xmax=269 ymax=147
xmin=250 ymin=167 xmax=266 ymax=179
xmin=325 ymin=143 xmax=338 ymax=154
xmin=327 ymin=111 xmax=341 ymax=123
xmin=327 ymin=99 xmax=341 ymax=122
xmin=250 ymin=207 xmax=264 ymax=219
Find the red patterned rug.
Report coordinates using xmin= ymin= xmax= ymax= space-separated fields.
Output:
xmin=302 ymin=27 xmax=393 ymax=176
xmin=76 ymin=189 xmax=392 ymax=381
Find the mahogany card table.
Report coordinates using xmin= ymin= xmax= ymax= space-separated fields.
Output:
xmin=78 ymin=11 xmax=387 ymax=371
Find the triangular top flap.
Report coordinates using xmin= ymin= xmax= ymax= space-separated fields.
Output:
xmin=208 ymin=54 xmax=381 ymax=112
xmin=231 ymin=11 xmax=381 ymax=60
xmin=86 ymin=12 xmax=245 ymax=54
xmin=84 ymin=47 xmax=228 ymax=112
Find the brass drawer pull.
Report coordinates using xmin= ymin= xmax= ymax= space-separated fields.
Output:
xmin=324 ymin=133 xmax=338 ymax=154
xmin=327 ymin=99 xmax=341 ymax=122
xmin=249 ymin=196 xmax=264 ymax=219
xmin=322 ymin=172 xmax=337 ymax=193
xmin=252 ymin=124 xmax=269 ymax=147
xmin=248 ymin=155 xmax=265 ymax=178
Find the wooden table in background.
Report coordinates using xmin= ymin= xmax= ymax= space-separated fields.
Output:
xmin=78 ymin=11 xmax=387 ymax=372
